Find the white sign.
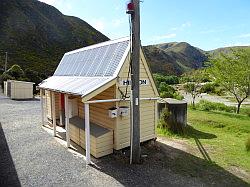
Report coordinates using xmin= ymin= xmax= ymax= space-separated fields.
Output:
xmin=119 ymin=79 xmax=149 ymax=86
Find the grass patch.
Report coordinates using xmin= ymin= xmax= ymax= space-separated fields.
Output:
xmin=158 ymin=108 xmax=250 ymax=172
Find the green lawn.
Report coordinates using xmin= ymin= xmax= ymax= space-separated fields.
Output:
xmin=158 ymin=109 xmax=250 ymax=173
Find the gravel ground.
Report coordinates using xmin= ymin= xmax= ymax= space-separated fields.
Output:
xmin=0 ymin=92 xmax=248 ymax=186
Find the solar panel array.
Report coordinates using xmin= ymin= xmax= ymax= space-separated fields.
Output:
xmin=54 ymin=40 xmax=129 ymax=77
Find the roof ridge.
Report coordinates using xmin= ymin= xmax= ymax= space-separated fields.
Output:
xmin=66 ymin=36 xmax=130 ymax=55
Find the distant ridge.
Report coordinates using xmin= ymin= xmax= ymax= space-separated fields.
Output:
xmin=143 ymin=42 xmax=250 ymax=75
xmin=143 ymin=42 xmax=207 ymax=75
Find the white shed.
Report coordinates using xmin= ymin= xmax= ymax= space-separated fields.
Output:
xmin=4 ymin=80 xmax=34 ymax=99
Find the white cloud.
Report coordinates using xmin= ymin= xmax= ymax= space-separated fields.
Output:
xmin=153 ymin=33 xmax=177 ymax=41
xmin=181 ymin=21 xmax=191 ymax=28
xmin=170 ymin=27 xmax=178 ymax=31
xmin=199 ymin=29 xmax=218 ymax=34
xmin=237 ymin=33 xmax=250 ymax=38
xmin=169 ymin=21 xmax=191 ymax=32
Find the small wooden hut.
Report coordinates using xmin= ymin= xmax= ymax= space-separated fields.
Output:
xmin=38 ymin=37 xmax=159 ymax=161
xmin=4 ymin=80 xmax=34 ymax=99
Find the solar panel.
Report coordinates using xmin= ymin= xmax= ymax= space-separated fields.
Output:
xmin=53 ymin=39 xmax=129 ymax=77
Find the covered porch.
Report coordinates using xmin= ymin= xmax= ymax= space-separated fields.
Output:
xmin=39 ymin=84 xmax=117 ymax=164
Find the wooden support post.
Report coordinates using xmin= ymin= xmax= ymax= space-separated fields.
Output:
xmin=59 ymin=93 xmax=63 ymax=126
xmin=52 ymin=92 xmax=56 ymax=137
xmin=40 ymin=89 xmax=44 ymax=126
xmin=84 ymin=103 xmax=91 ymax=165
xmin=130 ymin=0 xmax=141 ymax=164
xmin=44 ymin=91 xmax=48 ymax=123
xmin=64 ymin=94 xmax=70 ymax=148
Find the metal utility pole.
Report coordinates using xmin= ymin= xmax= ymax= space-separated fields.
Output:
xmin=127 ymin=0 xmax=141 ymax=164
xmin=4 ymin=52 xmax=8 ymax=72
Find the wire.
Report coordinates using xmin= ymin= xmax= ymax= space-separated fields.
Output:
xmin=118 ymin=13 xmax=133 ymax=100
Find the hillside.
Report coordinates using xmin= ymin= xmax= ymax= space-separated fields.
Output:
xmin=143 ymin=42 xmax=250 ymax=76
xmin=143 ymin=42 xmax=207 ymax=75
xmin=0 ymin=0 xmax=109 ymax=76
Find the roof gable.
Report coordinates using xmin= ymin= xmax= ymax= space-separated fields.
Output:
xmin=54 ymin=37 xmax=130 ymax=77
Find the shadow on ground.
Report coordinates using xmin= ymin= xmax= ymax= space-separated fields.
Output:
xmin=0 ymin=123 xmax=21 ymax=186
xmin=12 ymin=98 xmax=40 ymax=101
xmin=183 ymin=125 xmax=217 ymax=139
xmin=92 ymin=141 xmax=249 ymax=186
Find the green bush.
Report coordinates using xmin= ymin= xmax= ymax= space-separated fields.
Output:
xmin=196 ymin=100 xmax=235 ymax=113
xmin=246 ymin=137 xmax=250 ymax=152
xmin=158 ymin=108 xmax=171 ymax=129
xmin=159 ymin=83 xmax=183 ymax=100
xmin=153 ymin=73 xmax=179 ymax=86
xmin=200 ymin=82 xmax=216 ymax=93
xmin=172 ymin=92 xmax=184 ymax=100
xmin=0 ymin=73 xmax=15 ymax=89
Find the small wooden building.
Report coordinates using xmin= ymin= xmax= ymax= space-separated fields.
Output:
xmin=38 ymin=37 xmax=159 ymax=160
xmin=4 ymin=80 xmax=34 ymax=99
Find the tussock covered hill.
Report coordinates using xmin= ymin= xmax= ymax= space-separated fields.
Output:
xmin=0 ymin=0 xmax=109 ymax=76
xmin=143 ymin=42 xmax=250 ymax=76
xmin=143 ymin=42 xmax=207 ymax=75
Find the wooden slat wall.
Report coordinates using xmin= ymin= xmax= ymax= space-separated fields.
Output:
xmin=114 ymin=55 xmax=157 ymax=150
xmin=45 ymin=90 xmax=60 ymax=119
xmin=79 ymin=85 xmax=116 ymax=130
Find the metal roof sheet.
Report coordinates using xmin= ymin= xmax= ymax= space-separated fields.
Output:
xmin=54 ymin=37 xmax=130 ymax=77
xmin=39 ymin=37 xmax=130 ymax=98
xmin=39 ymin=76 xmax=114 ymax=96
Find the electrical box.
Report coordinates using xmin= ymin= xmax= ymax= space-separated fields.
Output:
xmin=108 ymin=107 xmax=118 ymax=118
xmin=119 ymin=106 xmax=129 ymax=117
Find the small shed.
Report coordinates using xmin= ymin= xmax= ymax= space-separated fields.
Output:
xmin=38 ymin=37 xmax=159 ymax=161
xmin=158 ymin=98 xmax=187 ymax=132
xmin=4 ymin=80 xmax=34 ymax=99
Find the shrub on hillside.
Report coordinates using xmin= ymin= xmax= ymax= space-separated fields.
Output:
xmin=196 ymin=100 xmax=235 ymax=113
xmin=246 ymin=137 xmax=250 ymax=152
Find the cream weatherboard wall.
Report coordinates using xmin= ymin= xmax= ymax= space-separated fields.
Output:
xmin=45 ymin=90 xmax=60 ymax=120
xmin=114 ymin=50 xmax=158 ymax=150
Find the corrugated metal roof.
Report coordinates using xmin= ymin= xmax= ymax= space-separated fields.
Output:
xmin=54 ymin=37 xmax=130 ymax=77
xmin=39 ymin=76 xmax=114 ymax=96
xmin=39 ymin=37 xmax=130 ymax=97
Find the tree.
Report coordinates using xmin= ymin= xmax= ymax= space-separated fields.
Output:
xmin=24 ymin=68 xmax=42 ymax=85
xmin=209 ymin=49 xmax=250 ymax=114
xmin=182 ymin=70 xmax=204 ymax=107
xmin=6 ymin=64 xmax=24 ymax=79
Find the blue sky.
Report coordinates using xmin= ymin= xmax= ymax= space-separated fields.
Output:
xmin=39 ymin=0 xmax=250 ymax=50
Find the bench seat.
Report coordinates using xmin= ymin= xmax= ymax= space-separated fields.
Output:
xmin=69 ymin=116 xmax=113 ymax=158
